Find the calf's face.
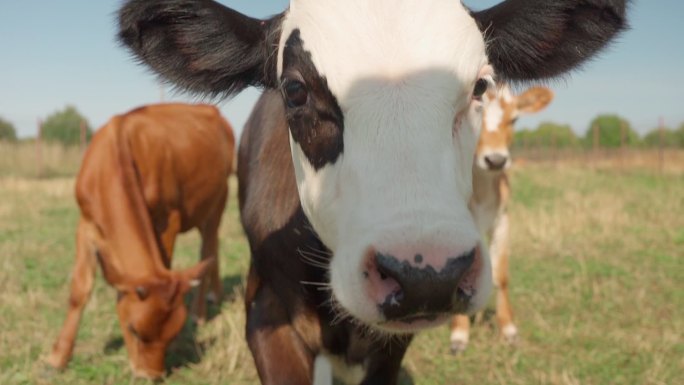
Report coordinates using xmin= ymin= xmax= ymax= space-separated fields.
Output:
xmin=476 ymin=86 xmax=553 ymax=172
xmin=118 ymin=0 xmax=627 ymax=333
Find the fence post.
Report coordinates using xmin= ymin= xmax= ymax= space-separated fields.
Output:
xmin=658 ymin=116 xmax=665 ymax=174
xmin=620 ymin=120 xmax=627 ymax=171
xmin=36 ymin=118 xmax=43 ymax=178
xmin=592 ymin=123 xmax=600 ymax=168
xmin=80 ymin=119 xmax=87 ymax=157
xmin=551 ymin=127 xmax=557 ymax=166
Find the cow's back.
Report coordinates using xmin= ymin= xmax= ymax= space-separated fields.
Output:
xmin=76 ymin=104 xmax=234 ymax=263
xmin=121 ymin=104 xmax=234 ymax=230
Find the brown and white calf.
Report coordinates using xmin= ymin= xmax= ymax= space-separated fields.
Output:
xmin=47 ymin=104 xmax=235 ymax=378
xmin=450 ymin=85 xmax=553 ymax=353
xmin=118 ymin=1 xmax=626 ymax=383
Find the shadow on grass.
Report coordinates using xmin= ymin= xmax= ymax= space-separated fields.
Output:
xmin=103 ymin=337 xmax=124 ymax=355
xmin=473 ymin=308 xmax=497 ymax=326
xmin=330 ymin=367 xmax=414 ymax=385
xmin=167 ymin=274 xmax=243 ymax=372
xmin=101 ymin=322 xmax=212 ymax=374
xmin=203 ymin=274 xmax=243 ymax=323
xmin=165 ymin=322 xmax=214 ymax=373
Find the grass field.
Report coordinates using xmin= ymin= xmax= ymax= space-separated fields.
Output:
xmin=0 ymin=164 xmax=682 ymax=385
xmin=0 ymin=142 xmax=82 ymax=179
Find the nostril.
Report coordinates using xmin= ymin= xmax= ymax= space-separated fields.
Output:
xmin=485 ymin=154 xmax=507 ymax=170
xmin=374 ymin=252 xmax=405 ymax=286
xmin=364 ymin=251 xmax=403 ymax=308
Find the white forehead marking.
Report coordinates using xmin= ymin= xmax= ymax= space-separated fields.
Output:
xmin=484 ymin=95 xmax=504 ymax=133
xmin=279 ymin=0 xmax=487 ymax=106
xmin=484 ymin=85 xmax=518 ymax=133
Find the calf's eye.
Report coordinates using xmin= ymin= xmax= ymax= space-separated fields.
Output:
xmin=473 ymin=78 xmax=489 ymax=100
xmin=283 ymin=80 xmax=308 ymax=108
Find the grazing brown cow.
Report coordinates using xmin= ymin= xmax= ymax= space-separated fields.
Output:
xmin=450 ymin=85 xmax=553 ymax=353
xmin=46 ymin=103 xmax=235 ymax=379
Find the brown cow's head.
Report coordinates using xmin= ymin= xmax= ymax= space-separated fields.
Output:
xmin=114 ymin=259 xmax=212 ymax=378
xmin=118 ymin=0 xmax=627 ymax=333
xmin=476 ymin=85 xmax=554 ymax=172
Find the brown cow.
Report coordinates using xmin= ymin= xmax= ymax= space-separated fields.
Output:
xmin=46 ymin=103 xmax=235 ymax=378
xmin=450 ymin=85 xmax=553 ymax=353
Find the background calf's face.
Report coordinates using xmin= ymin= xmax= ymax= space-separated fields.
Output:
xmin=116 ymin=281 xmax=186 ymax=378
xmin=113 ymin=261 xmax=210 ymax=378
xmin=476 ymin=86 xmax=554 ymax=172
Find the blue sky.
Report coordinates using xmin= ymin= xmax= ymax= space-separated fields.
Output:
xmin=1 ymin=1 xmax=682 ymax=138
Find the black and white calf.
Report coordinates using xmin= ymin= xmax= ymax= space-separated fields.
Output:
xmin=119 ymin=0 xmax=627 ymax=383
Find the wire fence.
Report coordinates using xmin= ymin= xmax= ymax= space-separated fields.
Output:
xmin=512 ymin=147 xmax=684 ymax=175
xmin=2 ymin=118 xmax=682 ymax=178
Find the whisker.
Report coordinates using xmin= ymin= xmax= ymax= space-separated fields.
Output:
xmin=297 ymin=247 xmax=330 ymax=269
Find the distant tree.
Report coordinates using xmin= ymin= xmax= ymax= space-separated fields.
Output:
xmin=642 ymin=127 xmax=678 ymax=147
xmin=583 ymin=115 xmax=640 ymax=148
xmin=513 ymin=128 xmax=534 ymax=148
xmin=513 ymin=122 xmax=579 ymax=149
xmin=0 ymin=117 xmax=17 ymax=142
xmin=41 ymin=106 xmax=92 ymax=146
xmin=676 ymin=124 xmax=684 ymax=147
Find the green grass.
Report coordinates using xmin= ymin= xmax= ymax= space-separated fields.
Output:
xmin=0 ymin=165 xmax=682 ymax=385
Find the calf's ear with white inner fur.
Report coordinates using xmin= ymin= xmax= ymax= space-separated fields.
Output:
xmin=516 ymin=87 xmax=554 ymax=114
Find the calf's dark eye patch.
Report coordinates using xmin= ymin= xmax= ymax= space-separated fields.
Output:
xmin=282 ymin=29 xmax=344 ymax=171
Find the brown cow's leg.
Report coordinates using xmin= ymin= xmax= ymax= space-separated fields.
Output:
xmin=192 ymin=191 xmax=226 ymax=324
xmin=246 ymin=272 xmax=316 ymax=385
xmin=491 ymin=213 xmax=517 ymax=343
xmin=158 ymin=210 xmax=181 ymax=269
xmin=449 ymin=314 xmax=471 ymax=354
xmin=47 ymin=219 xmax=96 ymax=369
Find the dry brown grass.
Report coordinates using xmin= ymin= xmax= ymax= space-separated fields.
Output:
xmin=0 ymin=142 xmax=83 ymax=178
xmin=514 ymin=148 xmax=684 ymax=175
xmin=0 ymin=165 xmax=682 ymax=385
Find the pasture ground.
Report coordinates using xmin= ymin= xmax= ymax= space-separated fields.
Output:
xmin=0 ymin=164 xmax=682 ymax=385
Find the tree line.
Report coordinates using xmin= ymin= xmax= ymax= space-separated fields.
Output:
xmin=0 ymin=106 xmax=92 ymax=145
xmin=514 ymin=115 xmax=684 ymax=149
xmin=1 ymin=108 xmax=683 ymax=149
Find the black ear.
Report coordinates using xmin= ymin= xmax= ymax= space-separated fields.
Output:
xmin=118 ymin=0 xmax=283 ymax=97
xmin=472 ymin=0 xmax=629 ymax=82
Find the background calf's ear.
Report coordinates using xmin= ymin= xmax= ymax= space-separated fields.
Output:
xmin=118 ymin=0 xmax=283 ymax=98
xmin=472 ymin=0 xmax=629 ymax=82
xmin=516 ymin=87 xmax=554 ymax=114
